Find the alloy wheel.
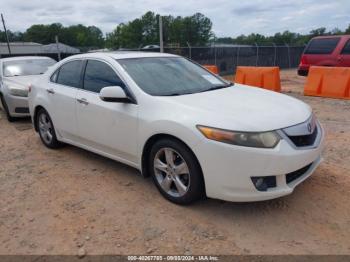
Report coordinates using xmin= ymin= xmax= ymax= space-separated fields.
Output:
xmin=38 ymin=112 xmax=54 ymax=145
xmin=153 ymin=148 xmax=191 ymax=197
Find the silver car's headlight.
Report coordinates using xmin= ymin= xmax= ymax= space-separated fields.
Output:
xmin=9 ymin=87 xmax=29 ymax=97
xmin=197 ymin=125 xmax=280 ymax=148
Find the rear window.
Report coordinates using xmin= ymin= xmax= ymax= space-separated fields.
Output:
xmin=3 ymin=58 xmax=56 ymax=77
xmin=341 ymin=40 xmax=350 ymax=55
xmin=305 ymin=38 xmax=340 ymax=55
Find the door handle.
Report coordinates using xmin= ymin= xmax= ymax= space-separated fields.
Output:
xmin=77 ymin=98 xmax=89 ymax=105
xmin=46 ymin=88 xmax=55 ymax=94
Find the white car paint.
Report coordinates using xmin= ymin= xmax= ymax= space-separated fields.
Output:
xmin=28 ymin=52 xmax=324 ymax=202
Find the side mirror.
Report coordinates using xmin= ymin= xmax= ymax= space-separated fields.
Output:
xmin=99 ymin=86 xmax=134 ymax=103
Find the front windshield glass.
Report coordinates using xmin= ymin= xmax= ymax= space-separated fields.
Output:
xmin=117 ymin=57 xmax=229 ymax=96
xmin=3 ymin=58 xmax=56 ymax=77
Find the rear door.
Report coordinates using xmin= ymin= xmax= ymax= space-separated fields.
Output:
xmin=76 ymin=59 xmax=138 ymax=164
xmin=339 ymin=39 xmax=350 ymax=67
xmin=48 ymin=60 xmax=84 ymax=140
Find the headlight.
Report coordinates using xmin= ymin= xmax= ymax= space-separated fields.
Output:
xmin=9 ymin=87 xmax=29 ymax=97
xmin=197 ymin=125 xmax=280 ymax=148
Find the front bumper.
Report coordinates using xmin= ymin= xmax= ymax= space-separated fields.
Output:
xmin=3 ymin=93 xmax=30 ymax=117
xmin=193 ymin=124 xmax=325 ymax=202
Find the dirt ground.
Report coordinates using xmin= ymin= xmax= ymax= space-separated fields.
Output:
xmin=0 ymin=69 xmax=349 ymax=256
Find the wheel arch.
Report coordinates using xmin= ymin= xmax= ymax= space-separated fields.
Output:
xmin=141 ymin=133 xmax=204 ymax=186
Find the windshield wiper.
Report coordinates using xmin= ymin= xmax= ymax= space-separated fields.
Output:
xmin=163 ymin=93 xmax=182 ymax=96
xmin=162 ymin=83 xmax=234 ymax=96
xmin=200 ymin=82 xmax=234 ymax=93
xmin=162 ymin=91 xmax=195 ymax=96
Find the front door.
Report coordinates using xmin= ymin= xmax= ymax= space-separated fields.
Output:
xmin=76 ymin=59 xmax=138 ymax=164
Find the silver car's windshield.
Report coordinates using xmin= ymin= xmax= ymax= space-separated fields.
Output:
xmin=3 ymin=58 xmax=56 ymax=77
xmin=117 ymin=57 xmax=230 ymax=96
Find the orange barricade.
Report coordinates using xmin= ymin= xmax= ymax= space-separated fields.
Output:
xmin=235 ymin=66 xmax=281 ymax=92
xmin=204 ymin=65 xmax=219 ymax=74
xmin=304 ymin=66 xmax=350 ymax=100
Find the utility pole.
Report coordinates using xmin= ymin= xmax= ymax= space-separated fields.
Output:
xmin=55 ymin=35 xmax=61 ymax=61
xmin=159 ymin=15 xmax=164 ymax=53
xmin=186 ymin=42 xmax=191 ymax=59
xmin=1 ymin=13 xmax=11 ymax=55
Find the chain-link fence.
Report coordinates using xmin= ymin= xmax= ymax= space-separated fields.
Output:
xmin=140 ymin=45 xmax=306 ymax=75
xmin=0 ymin=43 xmax=306 ymax=76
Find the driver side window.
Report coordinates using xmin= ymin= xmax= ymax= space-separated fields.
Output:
xmin=83 ymin=60 xmax=125 ymax=93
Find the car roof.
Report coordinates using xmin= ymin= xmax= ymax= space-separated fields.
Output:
xmin=68 ymin=51 xmax=179 ymax=60
xmin=313 ymin=35 xmax=350 ymax=40
xmin=0 ymin=56 xmax=54 ymax=62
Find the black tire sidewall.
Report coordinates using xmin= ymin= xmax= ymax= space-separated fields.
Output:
xmin=149 ymin=138 xmax=205 ymax=205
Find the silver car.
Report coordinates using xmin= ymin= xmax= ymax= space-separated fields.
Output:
xmin=0 ymin=56 xmax=56 ymax=121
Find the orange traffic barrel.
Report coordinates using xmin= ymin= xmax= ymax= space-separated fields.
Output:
xmin=203 ymin=65 xmax=219 ymax=74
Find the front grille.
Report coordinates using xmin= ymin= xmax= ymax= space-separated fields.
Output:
xmin=288 ymin=126 xmax=318 ymax=147
xmin=286 ymin=163 xmax=313 ymax=184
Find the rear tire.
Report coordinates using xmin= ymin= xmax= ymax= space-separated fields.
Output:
xmin=149 ymin=138 xmax=205 ymax=205
xmin=0 ymin=95 xmax=15 ymax=122
xmin=36 ymin=108 xmax=62 ymax=149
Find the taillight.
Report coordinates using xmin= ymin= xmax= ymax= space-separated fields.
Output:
xmin=28 ymin=84 xmax=32 ymax=93
xmin=300 ymin=55 xmax=308 ymax=65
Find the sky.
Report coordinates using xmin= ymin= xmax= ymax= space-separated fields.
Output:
xmin=2 ymin=0 xmax=350 ymax=37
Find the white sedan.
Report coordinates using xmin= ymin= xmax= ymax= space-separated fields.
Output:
xmin=28 ymin=52 xmax=324 ymax=205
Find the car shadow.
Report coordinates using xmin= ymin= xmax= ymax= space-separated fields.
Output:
xmin=53 ymin=139 xmax=304 ymax=217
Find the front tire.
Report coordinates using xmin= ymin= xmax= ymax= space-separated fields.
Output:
xmin=36 ymin=108 xmax=62 ymax=149
xmin=0 ymin=95 xmax=15 ymax=122
xmin=149 ymin=138 xmax=205 ymax=205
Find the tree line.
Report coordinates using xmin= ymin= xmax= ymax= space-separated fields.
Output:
xmin=105 ymin=12 xmax=212 ymax=48
xmin=1 ymin=11 xmax=350 ymax=49
xmin=217 ymin=27 xmax=350 ymax=46
xmin=0 ymin=23 xmax=104 ymax=48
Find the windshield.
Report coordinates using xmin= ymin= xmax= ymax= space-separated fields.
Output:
xmin=3 ymin=58 xmax=56 ymax=77
xmin=117 ymin=57 xmax=229 ymax=96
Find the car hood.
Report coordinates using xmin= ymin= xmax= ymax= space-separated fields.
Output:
xmin=3 ymin=75 xmax=39 ymax=89
xmin=163 ymin=84 xmax=312 ymax=132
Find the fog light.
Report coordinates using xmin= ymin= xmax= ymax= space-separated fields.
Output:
xmin=251 ymin=176 xmax=277 ymax=192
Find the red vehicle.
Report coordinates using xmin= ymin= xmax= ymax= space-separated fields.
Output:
xmin=298 ymin=35 xmax=350 ymax=76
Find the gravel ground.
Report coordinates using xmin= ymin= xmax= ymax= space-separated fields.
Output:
xmin=0 ymin=70 xmax=349 ymax=256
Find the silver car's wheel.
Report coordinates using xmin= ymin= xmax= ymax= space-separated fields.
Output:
xmin=154 ymin=148 xmax=190 ymax=198
xmin=38 ymin=113 xmax=53 ymax=144
xmin=0 ymin=95 xmax=15 ymax=122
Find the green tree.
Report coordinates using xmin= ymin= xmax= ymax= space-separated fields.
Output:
xmin=23 ymin=23 xmax=104 ymax=47
xmin=106 ymin=11 xmax=213 ymax=49
xmin=24 ymin=23 xmax=62 ymax=44
xmin=0 ymin=30 xmax=24 ymax=42
xmin=310 ymin=27 xmax=327 ymax=37
xmin=345 ymin=24 xmax=350 ymax=34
